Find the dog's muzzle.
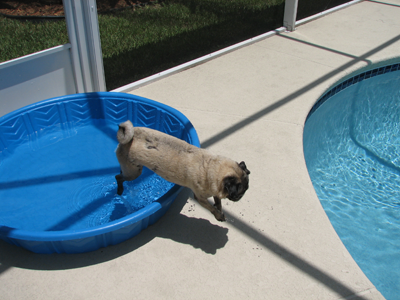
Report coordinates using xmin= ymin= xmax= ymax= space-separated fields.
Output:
xmin=228 ymin=194 xmax=244 ymax=202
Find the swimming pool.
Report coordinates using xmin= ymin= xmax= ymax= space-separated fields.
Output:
xmin=303 ymin=63 xmax=400 ymax=300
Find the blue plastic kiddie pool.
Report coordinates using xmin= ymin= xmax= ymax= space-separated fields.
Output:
xmin=0 ymin=92 xmax=200 ymax=254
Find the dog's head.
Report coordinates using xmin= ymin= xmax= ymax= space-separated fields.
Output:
xmin=223 ymin=161 xmax=250 ymax=201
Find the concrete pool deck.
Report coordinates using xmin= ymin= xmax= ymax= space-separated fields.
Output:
xmin=1 ymin=1 xmax=400 ymax=299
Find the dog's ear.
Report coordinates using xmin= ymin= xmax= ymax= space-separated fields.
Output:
xmin=238 ymin=161 xmax=250 ymax=175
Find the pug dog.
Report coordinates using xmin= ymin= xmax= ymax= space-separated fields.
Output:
xmin=115 ymin=120 xmax=250 ymax=222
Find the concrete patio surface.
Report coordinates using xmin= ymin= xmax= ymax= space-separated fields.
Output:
xmin=1 ymin=1 xmax=400 ymax=299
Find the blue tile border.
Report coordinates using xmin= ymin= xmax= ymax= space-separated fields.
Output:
xmin=306 ymin=63 xmax=400 ymax=122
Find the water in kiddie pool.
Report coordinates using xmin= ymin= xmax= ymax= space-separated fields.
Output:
xmin=0 ymin=120 xmax=174 ymax=231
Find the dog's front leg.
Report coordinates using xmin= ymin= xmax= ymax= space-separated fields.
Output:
xmin=115 ymin=172 xmax=125 ymax=195
xmin=194 ymin=194 xmax=226 ymax=222
xmin=213 ymin=196 xmax=222 ymax=212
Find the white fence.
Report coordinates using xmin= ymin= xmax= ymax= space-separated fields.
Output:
xmin=0 ymin=0 xmax=106 ymax=117
xmin=0 ymin=45 xmax=76 ymax=117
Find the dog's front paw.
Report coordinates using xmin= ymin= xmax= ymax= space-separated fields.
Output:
xmin=215 ymin=212 xmax=226 ymax=222
xmin=117 ymin=185 xmax=124 ymax=196
xmin=115 ymin=174 xmax=124 ymax=195
xmin=214 ymin=203 xmax=222 ymax=213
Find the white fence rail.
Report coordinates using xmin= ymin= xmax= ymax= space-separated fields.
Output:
xmin=0 ymin=0 xmax=105 ymax=118
xmin=0 ymin=45 xmax=76 ymax=117
xmin=283 ymin=0 xmax=299 ymax=32
xmin=63 ymin=0 xmax=106 ymax=93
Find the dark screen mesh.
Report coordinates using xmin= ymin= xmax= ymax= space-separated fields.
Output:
xmin=297 ymin=0 xmax=352 ymax=20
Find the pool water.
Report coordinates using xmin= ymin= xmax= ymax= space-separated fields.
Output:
xmin=304 ymin=65 xmax=400 ymax=300
xmin=0 ymin=120 xmax=174 ymax=232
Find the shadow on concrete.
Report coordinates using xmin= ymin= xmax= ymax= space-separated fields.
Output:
xmin=366 ymin=0 xmax=400 ymax=8
xmin=202 ymin=33 xmax=400 ymax=148
xmin=0 ymin=188 xmax=228 ymax=272
xmin=225 ymin=211 xmax=369 ymax=300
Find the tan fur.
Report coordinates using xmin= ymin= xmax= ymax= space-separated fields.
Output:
xmin=115 ymin=120 xmax=250 ymax=221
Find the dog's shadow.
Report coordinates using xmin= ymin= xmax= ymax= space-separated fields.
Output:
xmin=0 ymin=188 xmax=228 ymax=272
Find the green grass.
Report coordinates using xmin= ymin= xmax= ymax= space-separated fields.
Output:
xmin=0 ymin=0 xmax=285 ymax=90
xmin=0 ymin=17 xmax=69 ymax=61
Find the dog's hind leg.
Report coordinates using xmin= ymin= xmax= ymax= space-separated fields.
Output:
xmin=115 ymin=164 xmax=143 ymax=195
xmin=194 ymin=194 xmax=226 ymax=222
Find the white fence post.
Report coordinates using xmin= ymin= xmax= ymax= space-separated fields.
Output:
xmin=283 ymin=0 xmax=299 ymax=32
xmin=63 ymin=0 xmax=106 ymax=92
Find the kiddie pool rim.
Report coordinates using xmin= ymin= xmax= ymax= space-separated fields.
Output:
xmin=0 ymin=92 xmax=200 ymax=253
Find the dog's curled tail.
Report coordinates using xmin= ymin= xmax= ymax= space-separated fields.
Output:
xmin=117 ymin=120 xmax=135 ymax=144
